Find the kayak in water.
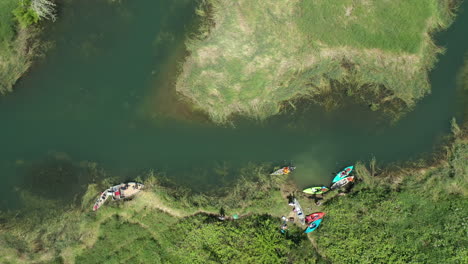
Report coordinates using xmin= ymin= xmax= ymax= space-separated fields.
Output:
xmin=305 ymin=212 xmax=325 ymax=224
xmin=303 ymin=186 xmax=329 ymax=195
xmin=304 ymin=218 xmax=323 ymax=233
xmin=330 ymin=176 xmax=354 ymax=190
xmin=270 ymin=166 xmax=296 ymax=176
xmin=332 ymin=165 xmax=354 ymax=183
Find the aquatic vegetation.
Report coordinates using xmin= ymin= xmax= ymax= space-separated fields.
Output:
xmin=457 ymin=55 xmax=468 ymax=120
xmin=176 ymin=0 xmax=457 ymax=122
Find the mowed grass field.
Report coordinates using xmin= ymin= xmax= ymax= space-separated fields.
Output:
xmin=176 ymin=0 xmax=455 ymax=122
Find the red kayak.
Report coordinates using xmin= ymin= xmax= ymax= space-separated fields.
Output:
xmin=305 ymin=212 xmax=325 ymax=224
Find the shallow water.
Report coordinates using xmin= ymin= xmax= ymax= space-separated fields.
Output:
xmin=0 ymin=0 xmax=466 ymax=209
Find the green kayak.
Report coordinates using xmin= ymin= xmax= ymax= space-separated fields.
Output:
xmin=303 ymin=186 xmax=329 ymax=195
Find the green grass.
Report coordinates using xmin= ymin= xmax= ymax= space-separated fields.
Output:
xmin=176 ymin=0 xmax=456 ymax=122
xmin=316 ymin=187 xmax=467 ymax=263
xmin=75 ymin=213 xmax=320 ymax=264
xmin=299 ymin=0 xmax=437 ymax=54
xmin=75 ymin=215 xmax=168 ymax=264
xmin=314 ymin=133 xmax=468 ymax=263
xmin=0 ymin=0 xmax=38 ymax=94
xmin=0 ymin=0 xmax=16 ymax=45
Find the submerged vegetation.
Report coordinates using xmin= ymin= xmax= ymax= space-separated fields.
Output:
xmin=176 ymin=0 xmax=457 ymax=122
xmin=458 ymin=54 xmax=468 ymax=120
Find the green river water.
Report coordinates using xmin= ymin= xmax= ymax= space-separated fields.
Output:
xmin=0 ymin=0 xmax=466 ymax=209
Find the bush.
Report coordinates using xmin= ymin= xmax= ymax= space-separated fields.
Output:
xmin=13 ymin=0 xmax=39 ymax=28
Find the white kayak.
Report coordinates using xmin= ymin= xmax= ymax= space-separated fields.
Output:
xmin=93 ymin=182 xmax=144 ymax=211
xmin=330 ymin=176 xmax=354 ymax=190
xmin=270 ymin=166 xmax=296 ymax=176
xmin=293 ymin=198 xmax=305 ymax=225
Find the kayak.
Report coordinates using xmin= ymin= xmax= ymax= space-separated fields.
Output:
xmin=293 ymin=198 xmax=306 ymax=225
xmin=303 ymin=186 xmax=329 ymax=195
xmin=93 ymin=191 xmax=111 ymax=211
xmin=93 ymin=182 xmax=144 ymax=211
xmin=332 ymin=165 xmax=354 ymax=183
xmin=330 ymin=176 xmax=354 ymax=190
xmin=304 ymin=218 xmax=323 ymax=233
xmin=270 ymin=166 xmax=296 ymax=176
xmin=305 ymin=212 xmax=325 ymax=224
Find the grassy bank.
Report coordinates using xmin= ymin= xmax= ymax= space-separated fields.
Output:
xmin=0 ymin=0 xmax=56 ymax=94
xmin=315 ymin=128 xmax=467 ymax=263
xmin=0 ymin=166 xmax=322 ymax=263
xmin=176 ymin=0 xmax=457 ymax=122
xmin=1 ymin=130 xmax=466 ymax=263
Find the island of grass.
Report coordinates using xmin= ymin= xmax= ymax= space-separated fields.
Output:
xmin=176 ymin=0 xmax=457 ymax=122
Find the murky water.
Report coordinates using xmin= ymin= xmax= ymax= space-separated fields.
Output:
xmin=0 ymin=0 xmax=466 ymax=209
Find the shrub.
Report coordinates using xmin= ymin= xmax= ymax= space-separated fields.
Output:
xmin=12 ymin=0 xmax=56 ymax=28
xmin=13 ymin=0 xmax=39 ymax=28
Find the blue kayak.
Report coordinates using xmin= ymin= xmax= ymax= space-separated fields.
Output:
xmin=332 ymin=166 xmax=354 ymax=183
xmin=304 ymin=218 xmax=323 ymax=233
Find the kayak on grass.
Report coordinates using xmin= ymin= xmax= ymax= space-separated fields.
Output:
xmin=270 ymin=166 xmax=296 ymax=176
xmin=304 ymin=218 xmax=323 ymax=233
xmin=93 ymin=182 xmax=144 ymax=211
xmin=330 ymin=176 xmax=354 ymax=190
xmin=93 ymin=191 xmax=111 ymax=211
xmin=292 ymin=198 xmax=305 ymax=225
xmin=305 ymin=212 xmax=325 ymax=224
xmin=303 ymin=186 xmax=329 ymax=195
xmin=332 ymin=165 xmax=354 ymax=183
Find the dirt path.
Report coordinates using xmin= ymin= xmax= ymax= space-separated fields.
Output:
xmin=130 ymin=192 xmax=248 ymax=220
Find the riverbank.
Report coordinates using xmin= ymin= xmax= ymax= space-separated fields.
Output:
xmin=1 ymin=125 xmax=466 ymax=263
xmin=316 ymin=123 xmax=467 ymax=263
xmin=0 ymin=166 xmax=320 ymax=263
xmin=0 ymin=0 xmax=56 ymax=94
xmin=176 ymin=0 xmax=458 ymax=122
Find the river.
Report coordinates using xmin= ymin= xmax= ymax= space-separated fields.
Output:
xmin=0 ymin=0 xmax=466 ymax=209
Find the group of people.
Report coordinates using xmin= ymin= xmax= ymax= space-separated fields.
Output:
xmin=276 ymin=165 xmax=356 ymax=234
